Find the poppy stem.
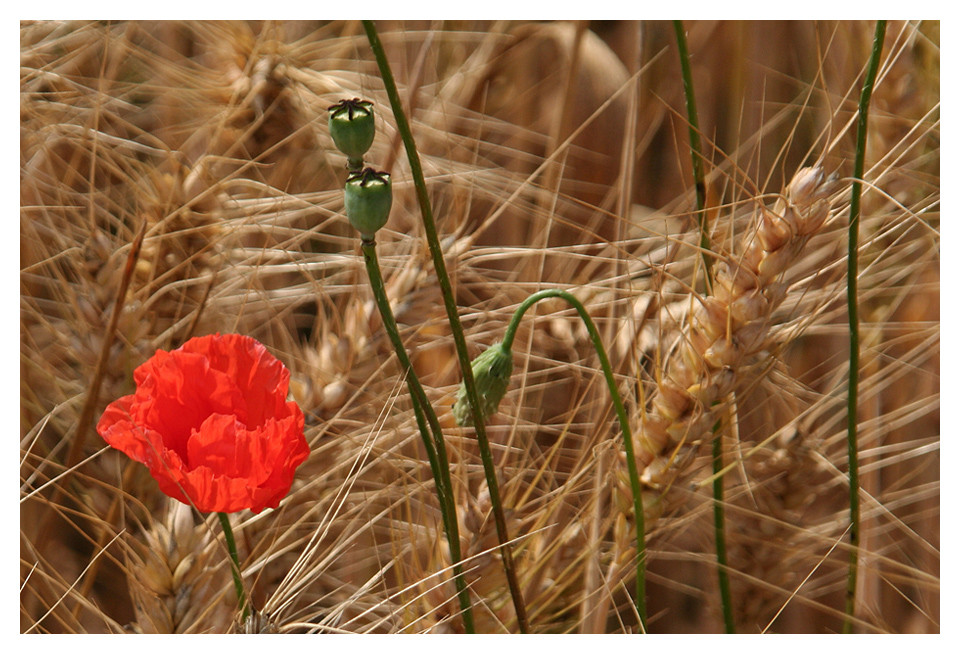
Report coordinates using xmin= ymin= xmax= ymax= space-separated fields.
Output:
xmin=217 ymin=512 xmax=250 ymax=624
xmin=360 ymin=236 xmax=476 ymax=634
xmin=673 ymin=21 xmax=733 ymax=633
xmin=843 ymin=19 xmax=887 ymax=634
xmin=502 ymin=289 xmax=647 ymax=629
xmin=672 ymin=20 xmax=713 ymax=288
xmin=363 ymin=19 xmax=530 ymax=633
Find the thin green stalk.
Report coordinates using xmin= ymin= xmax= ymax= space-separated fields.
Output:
xmin=217 ymin=511 xmax=249 ymax=623
xmin=711 ymin=428 xmax=735 ymax=633
xmin=844 ymin=19 xmax=886 ymax=635
xmin=672 ymin=20 xmax=712 ymax=282
xmin=502 ymin=289 xmax=646 ymax=630
xmin=674 ymin=19 xmax=733 ymax=633
xmin=360 ymin=237 xmax=475 ymax=633
xmin=362 ymin=20 xmax=529 ymax=633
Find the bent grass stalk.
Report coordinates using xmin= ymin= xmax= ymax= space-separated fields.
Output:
xmin=673 ymin=20 xmax=734 ymax=633
xmin=844 ymin=19 xmax=887 ymax=634
xmin=501 ymin=289 xmax=647 ymax=630
xmin=362 ymin=20 xmax=530 ymax=633
xmin=359 ymin=237 xmax=476 ymax=633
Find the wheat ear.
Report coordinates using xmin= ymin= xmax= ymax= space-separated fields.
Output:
xmin=127 ymin=500 xmax=230 ymax=633
xmin=635 ymin=166 xmax=839 ymax=491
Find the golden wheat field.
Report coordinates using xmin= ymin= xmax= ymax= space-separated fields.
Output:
xmin=20 ymin=19 xmax=939 ymax=634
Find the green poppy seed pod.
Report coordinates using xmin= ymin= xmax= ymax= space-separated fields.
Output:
xmin=345 ymin=168 xmax=392 ymax=238
xmin=328 ymin=98 xmax=375 ymax=168
xmin=453 ymin=342 xmax=514 ymax=427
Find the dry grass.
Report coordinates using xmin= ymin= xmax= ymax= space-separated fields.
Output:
xmin=20 ymin=20 xmax=939 ymax=634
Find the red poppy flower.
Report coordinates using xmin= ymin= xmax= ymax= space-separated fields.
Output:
xmin=97 ymin=333 xmax=308 ymax=514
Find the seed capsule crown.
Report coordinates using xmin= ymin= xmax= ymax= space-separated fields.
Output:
xmin=328 ymin=98 xmax=376 ymax=161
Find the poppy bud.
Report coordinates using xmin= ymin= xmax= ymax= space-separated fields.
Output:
xmin=345 ymin=168 xmax=392 ymax=238
xmin=453 ymin=342 xmax=513 ymax=426
xmin=328 ymin=98 xmax=375 ymax=169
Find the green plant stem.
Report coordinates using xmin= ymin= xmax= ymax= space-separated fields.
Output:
xmin=360 ymin=237 xmax=475 ymax=634
xmin=502 ymin=289 xmax=646 ymax=630
xmin=844 ymin=19 xmax=886 ymax=635
xmin=672 ymin=20 xmax=712 ymax=283
xmin=711 ymin=427 xmax=735 ymax=633
xmin=674 ymin=20 xmax=734 ymax=633
xmin=362 ymin=20 xmax=530 ymax=634
xmin=217 ymin=511 xmax=249 ymax=623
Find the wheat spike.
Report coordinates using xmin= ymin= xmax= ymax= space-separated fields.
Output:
xmin=126 ymin=500 xmax=231 ymax=633
xmin=632 ymin=166 xmax=839 ymax=492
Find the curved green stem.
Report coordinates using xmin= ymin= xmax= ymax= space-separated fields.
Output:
xmin=502 ymin=289 xmax=646 ymax=629
xmin=217 ymin=511 xmax=249 ymax=623
xmin=844 ymin=19 xmax=886 ymax=634
xmin=362 ymin=20 xmax=529 ymax=633
xmin=360 ymin=237 xmax=475 ymax=633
